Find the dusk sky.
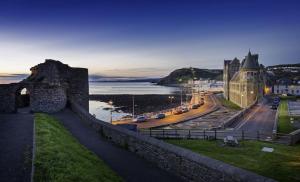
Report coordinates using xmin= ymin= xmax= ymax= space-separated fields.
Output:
xmin=0 ymin=0 xmax=300 ymax=77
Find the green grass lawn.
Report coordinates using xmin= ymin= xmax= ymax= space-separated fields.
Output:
xmin=278 ymin=100 xmax=297 ymax=134
xmin=218 ymin=96 xmax=242 ymax=110
xmin=166 ymin=139 xmax=300 ymax=182
xmin=34 ymin=113 xmax=123 ymax=182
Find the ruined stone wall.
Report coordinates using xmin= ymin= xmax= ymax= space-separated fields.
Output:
xmin=0 ymin=84 xmax=16 ymax=113
xmin=30 ymin=84 xmax=67 ymax=113
xmin=68 ymin=68 xmax=89 ymax=111
xmin=0 ymin=60 xmax=88 ymax=114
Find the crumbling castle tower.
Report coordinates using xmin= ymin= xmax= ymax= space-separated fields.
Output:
xmin=0 ymin=59 xmax=89 ymax=113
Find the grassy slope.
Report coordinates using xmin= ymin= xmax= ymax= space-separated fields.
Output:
xmin=278 ymin=100 xmax=296 ymax=134
xmin=166 ymin=140 xmax=300 ymax=182
xmin=218 ymin=96 xmax=242 ymax=110
xmin=34 ymin=113 xmax=123 ymax=182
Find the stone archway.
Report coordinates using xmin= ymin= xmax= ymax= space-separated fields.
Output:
xmin=15 ymin=86 xmax=31 ymax=113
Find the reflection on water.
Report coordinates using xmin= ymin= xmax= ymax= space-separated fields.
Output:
xmin=89 ymin=101 xmax=131 ymax=122
xmin=89 ymin=82 xmax=179 ymax=95
xmin=0 ymin=78 xmax=22 ymax=84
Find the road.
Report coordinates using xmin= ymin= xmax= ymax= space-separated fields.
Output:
xmin=234 ymin=97 xmax=276 ymax=134
xmin=0 ymin=113 xmax=33 ymax=182
xmin=113 ymin=93 xmax=219 ymax=129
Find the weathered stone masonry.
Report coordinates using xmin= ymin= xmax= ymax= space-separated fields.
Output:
xmin=0 ymin=59 xmax=89 ymax=113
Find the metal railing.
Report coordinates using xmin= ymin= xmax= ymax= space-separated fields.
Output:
xmin=139 ymin=128 xmax=291 ymax=142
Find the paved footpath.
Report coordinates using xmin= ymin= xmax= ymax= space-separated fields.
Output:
xmin=0 ymin=113 xmax=33 ymax=182
xmin=53 ymin=109 xmax=183 ymax=182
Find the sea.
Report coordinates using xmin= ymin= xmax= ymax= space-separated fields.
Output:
xmin=89 ymin=82 xmax=179 ymax=122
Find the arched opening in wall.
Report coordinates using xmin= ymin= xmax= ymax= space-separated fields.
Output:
xmin=16 ymin=87 xmax=30 ymax=113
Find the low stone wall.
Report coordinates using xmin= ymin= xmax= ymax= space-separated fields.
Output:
xmin=224 ymin=100 xmax=258 ymax=127
xmin=70 ymin=100 xmax=274 ymax=182
xmin=290 ymin=129 xmax=300 ymax=145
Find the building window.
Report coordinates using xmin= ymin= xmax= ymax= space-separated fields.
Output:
xmin=277 ymin=90 xmax=279 ymax=93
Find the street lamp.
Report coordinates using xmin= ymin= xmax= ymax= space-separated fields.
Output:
xmin=108 ymin=100 xmax=113 ymax=123
xmin=168 ymin=96 xmax=175 ymax=114
xmin=178 ymin=78 xmax=183 ymax=106
xmin=168 ymin=96 xmax=174 ymax=105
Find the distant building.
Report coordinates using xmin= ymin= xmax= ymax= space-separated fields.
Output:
xmin=187 ymin=79 xmax=223 ymax=92
xmin=272 ymin=78 xmax=300 ymax=95
xmin=223 ymin=51 xmax=265 ymax=108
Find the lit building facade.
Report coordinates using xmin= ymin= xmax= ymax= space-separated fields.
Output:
xmin=223 ymin=51 xmax=265 ymax=108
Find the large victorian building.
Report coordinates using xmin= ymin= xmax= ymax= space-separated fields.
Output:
xmin=223 ymin=51 xmax=264 ymax=108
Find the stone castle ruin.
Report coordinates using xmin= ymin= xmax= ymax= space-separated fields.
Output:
xmin=0 ymin=59 xmax=89 ymax=113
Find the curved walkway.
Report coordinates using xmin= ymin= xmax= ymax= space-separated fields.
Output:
xmin=0 ymin=113 xmax=33 ymax=182
xmin=53 ymin=109 xmax=183 ymax=182
xmin=113 ymin=94 xmax=218 ymax=129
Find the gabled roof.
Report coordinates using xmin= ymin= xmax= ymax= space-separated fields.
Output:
xmin=241 ymin=51 xmax=260 ymax=70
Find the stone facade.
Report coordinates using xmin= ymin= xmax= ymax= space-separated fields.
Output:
xmin=223 ymin=51 xmax=265 ymax=108
xmin=0 ymin=59 xmax=89 ymax=113
xmin=223 ymin=58 xmax=240 ymax=100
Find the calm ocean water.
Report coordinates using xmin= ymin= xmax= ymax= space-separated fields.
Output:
xmin=89 ymin=82 xmax=179 ymax=122
xmin=89 ymin=82 xmax=179 ymax=95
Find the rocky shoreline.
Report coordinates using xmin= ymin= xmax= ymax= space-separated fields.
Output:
xmin=89 ymin=94 xmax=191 ymax=115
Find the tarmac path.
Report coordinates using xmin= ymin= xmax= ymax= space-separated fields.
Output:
xmin=53 ymin=109 xmax=183 ymax=182
xmin=0 ymin=112 xmax=33 ymax=182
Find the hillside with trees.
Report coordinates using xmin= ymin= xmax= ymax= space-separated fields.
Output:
xmin=157 ymin=67 xmax=223 ymax=85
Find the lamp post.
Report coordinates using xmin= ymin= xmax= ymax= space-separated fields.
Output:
xmin=168 ymin=96 xmax=174 ymax=105
xmin=132 ymin=95 xmax=135 ymax=121
xmin=168 ymin=96 xmax=174 ymax=114
xmin=179 ymin=78 xmax=183 ymax=106
xmin=108 ymin=100 xmax=113 ymax=123
xmin=193 ymin=77 xmax=197 ymax=104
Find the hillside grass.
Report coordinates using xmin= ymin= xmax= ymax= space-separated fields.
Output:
xmin=34 ymin=113 xmax=123 ymax=182
xmin=166 ymin=139 xmax=300 ymax=182
xmin=278 ymin=100 xmax=297 ymax=134
xmin=218 ymin=96 xmax=242 ymax=110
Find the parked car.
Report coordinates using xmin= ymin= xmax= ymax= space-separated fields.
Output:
xmin=181 ymin=107 xmax=189 ymax=113
xmin=199 ymin=100 xmax=204 ymax=105
xmin=136 ymin=116 xmax=147 ymax=122
xmin=155 ymin=113 xmax=166 ymax=119
xmin=192 ymin=104 xmax=199 ymax=109
xmin=174 ymin=109 xmax=183 ymax=115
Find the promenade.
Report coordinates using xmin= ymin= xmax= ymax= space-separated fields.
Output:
xmin=113 ymin=93 xmax=219 ymax=129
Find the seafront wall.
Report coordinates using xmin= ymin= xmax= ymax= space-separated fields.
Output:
xmin=70 ymin=99 xmax=274 ymax=182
